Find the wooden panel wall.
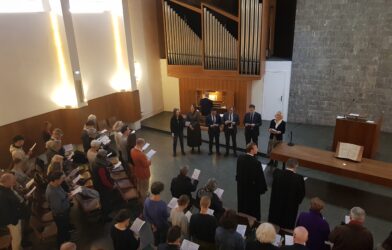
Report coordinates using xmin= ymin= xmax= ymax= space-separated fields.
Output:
xmin=179 ymin=78 xmax=252 ymax=124
xmin=0 ymin=91 xmax=141 ymax=169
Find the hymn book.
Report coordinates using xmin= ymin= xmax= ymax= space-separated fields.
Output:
xmin=142 ymin=143 xmax=150 ymax=151
xmin=335 ymin=142 xmax=364 ymax=162
xmin=236 ymin=224 xmax=247 ymax=238
xmin=285 ymin=235 xmax=294 ymax=246
xmin=214 ymin=188 xmax=224 ymax=199
xmin=130 ymin=218 xmax=145 ymax=234
xmin=191 ymin=169 xmax=201 ymax=180
xmin=185 ymin=211 xmax=192 ymax=222
xmin=146 ymin=149 xmax=156 ymax=159
xmin=167 ymin=197 xmax=178 ymax=209
xmin=181 ymin=239 xmax=199 ymax=250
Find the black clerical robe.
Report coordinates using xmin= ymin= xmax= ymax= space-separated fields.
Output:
xmin=268 ymin=169 xmax=305 ymax=229
xmin=236 ymin=154 xmax=267 ymax=221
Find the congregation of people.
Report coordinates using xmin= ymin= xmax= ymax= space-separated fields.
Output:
xmin=0 ymin=108 xmax=391 ymax=250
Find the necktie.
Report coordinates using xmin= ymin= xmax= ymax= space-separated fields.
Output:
xmin=230 ymin=114 xmax=232 ymax=121
xmin=251 ymin=113 xmax=254 ymax=123
xmin=212 ymin=116 xmax=215 ymax=124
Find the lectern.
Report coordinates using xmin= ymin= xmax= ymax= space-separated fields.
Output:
xmin=332 ymin=116 xmax=382 ymax=158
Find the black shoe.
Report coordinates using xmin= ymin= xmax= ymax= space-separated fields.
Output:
xmin=191 ymin=148 xmax=195 ymax=154
xmin=181 ymin=151 xmax=186 ymax=155
xmin=224 ymin=152 xmax=229 ymax=157
xmin=217 ymin=152 xmax=221 ymax=155
xmin=208 ymin=152 xmax=213 ymax=155
xmin=173 ymin=152 xmax=176 ymax=157
xmin=233 ymin=153 xmax=238 ymax=157
xmin=197 ymin=147 xmax=201 ymax=154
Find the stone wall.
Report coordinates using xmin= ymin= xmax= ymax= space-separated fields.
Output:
xmin=288 ymin=0 xmax=392 ymax=132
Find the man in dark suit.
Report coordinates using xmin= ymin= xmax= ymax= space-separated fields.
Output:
xmin=199 ymin=93 xmax=213 ymax=116
xmin=268 ymin=158 xmax=305 ymax=229
xmin=222 ymin=107 xmax=240 ymax=156
xmin=236 ymin=143 xmax=267 ymax=221
xmin=205 ymin=109 xmax=221 ymax=155
xmin=170 ymin=166 xmax=199 ymax=201
xmin=243 ymin=104 xmax=262 ymax=146
xmin=281 ymin=227 xmax=309 ymax=250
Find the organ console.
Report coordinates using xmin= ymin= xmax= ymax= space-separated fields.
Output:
xmin=162 ymin=0 xmax=270 ymax=78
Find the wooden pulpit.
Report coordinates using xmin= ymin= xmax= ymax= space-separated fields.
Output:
xmin=332 ymin=116 xmax=382 ymax=158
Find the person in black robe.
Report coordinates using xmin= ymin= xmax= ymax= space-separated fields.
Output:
xmin=236 ymin=143 xmax=267 ymax=221
xmin=186 ymin=104 xmax=202 ymax=153
xmin=199 ymin=93 xmax=213 ymax=116
xmin=170 ymin=108 xmax=185 ymax=156
xmin=268 ymin=158 xmax=305 ymax=229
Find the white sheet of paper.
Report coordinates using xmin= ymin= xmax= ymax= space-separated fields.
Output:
xmin=67 ymin=152 xmax=74 ymax=160
xmin=72 ymin=174 xmax=82 ymax=184
xmin=181 ymin=239 xmax=199 ymax=250
xmin=146 ymin=149 xmax=156 ymax=160
xmin=99 ymin=129 xmax=108 ymax=134
xmin=107 ymin=152 xmax=113 ymax=157
xmin=167 ymin=197 xmax=178 ymax=209
xmin=97 ymin=135 xmax=111 ymax=145
xmin=25 ymin=178 xmax=34 ymax=189
xmin=345 ymin=215 xmax=350 ymax=224
xmin=70 ymin=186 xmax=82 ymax=196
xmin=214 ymin=188 xmax=224 ymax=199
xmin=236 ymin=224 xmax=247 ymax=238
xmin=26 ymin=186 xmax=37 ymax=197
xmin=142 ymin=143 xmax=150 ymax=151
xmin=262 ymin=164 xmax=267 ymax=171
xmin=63 ymin=144 xmax=73 ymax=152
xmin=304 ymin=177 xmax=308 ymax=181
xmin=29 ymin=142 xmax=37 ymax=151
xmin=185 ymin=211 xmax=192 ymax=222
xmin=68 ymin=167 xmax=80 ymax=177
xmin=113 ymin=162 xmax=122 ymax=169
xmin=185 ymin=121 xmax=190 ymax=127
xmin=285 ymin=235 xmax=294 ymax=246
xmin=131 ymin=130 xmax=136 ymax=134
xmin=366 ymin=120 xmax=375 ymax=124
xmin=273 ymin=235 xmax=282 ymax=247
xmin=191 ymin=169 xmax=201 ymax=180
xmin=336 ymin=115 xmax=345 ymax=119
xmin=130 ymin=218 xmax=146 ymax=234
xmin=349 ymin=113 xmax=359 ymax=117
xmin=207 ymin=208 xmax=214 ymax=216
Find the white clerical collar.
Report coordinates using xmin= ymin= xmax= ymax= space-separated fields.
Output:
xmin=246 ymin=153 xmax=254 ymax=157
xmin=286 ymin=168 xmax=296 ymax=173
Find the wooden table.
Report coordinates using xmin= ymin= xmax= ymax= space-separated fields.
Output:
xmin=270 ymin=143 xmax=392 ymax=187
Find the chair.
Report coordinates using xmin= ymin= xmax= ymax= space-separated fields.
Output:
xmin=75 ymin=194 xmax=101 ymax=214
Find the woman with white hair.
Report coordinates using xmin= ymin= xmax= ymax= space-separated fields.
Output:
xmin=267 ymin=111 xmax=286 ymax=166
xmin=87 ymin=140 xmax=101 ymax=166
xmin=246 ymin=223 xmax=279 ymax=250
xmin=196 ymin=178 xmax=225 ymax=219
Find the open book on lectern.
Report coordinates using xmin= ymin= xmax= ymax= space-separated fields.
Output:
xmin=335 ymin=142 xmax=364 ymax=162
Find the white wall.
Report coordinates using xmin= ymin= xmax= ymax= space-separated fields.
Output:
xmin=72 ymin=13 xmax=126 ymax=100
xmin=129 ymin=0 xmax=164 ymax=119
xmin=262 ymin=61 xmax=292 ymax=121
xmin=160 ymin=59 xmax=180 ymax=111
xmin=0 ymin=13 xmax=73 ymax=126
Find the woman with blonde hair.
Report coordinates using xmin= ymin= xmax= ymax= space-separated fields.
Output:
xmin=246 ymin=223 xmax=279 ymax=250
xmin=267 ymin=111 xmax=286 ymax=166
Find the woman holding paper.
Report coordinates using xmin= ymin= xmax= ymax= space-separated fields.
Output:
xmin=267 ymin=111 xmax=286 ymax=166
xmin=170 ymin=108 xmax=186 ymax=157
xmin=186 ymin=104 xmax=202 ymax=154
xmin=111 ymin=209 xmax=140 ymax=250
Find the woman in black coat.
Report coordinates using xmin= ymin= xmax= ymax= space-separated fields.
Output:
xmin=186 ymin=104 xmax=202 ymax=154
xmin=170 ymin=108 xmax=186 ymax=157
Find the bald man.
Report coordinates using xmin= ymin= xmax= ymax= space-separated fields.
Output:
xmin=281 ymin=226 xmax=309 ymax=250
xmin=60 ymin=242 xmax=77 ymax=250
xmin=0 ymin=173 xmax=24 ymax=250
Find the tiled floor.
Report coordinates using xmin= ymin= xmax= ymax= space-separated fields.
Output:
xmin=32 ymin=113 xmax=392 ymax=249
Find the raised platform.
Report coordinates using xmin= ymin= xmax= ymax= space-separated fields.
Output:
xmin=141 ymin=111 xmax=392 ymax=162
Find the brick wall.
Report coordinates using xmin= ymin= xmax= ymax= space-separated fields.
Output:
xmin=289 ymin=0 xmax=392 ymax=132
